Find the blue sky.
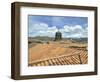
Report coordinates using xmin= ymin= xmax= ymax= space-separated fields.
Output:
xmin=28 ymin=15 xmax=88 ymax=38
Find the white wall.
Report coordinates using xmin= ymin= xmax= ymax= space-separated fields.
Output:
xmin=0 ymin=0 xmax=100 ymax=82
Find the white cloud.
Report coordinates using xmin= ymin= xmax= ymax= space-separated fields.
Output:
xmin=28 ymin=23 xmax=58 ymax=37
xmin=61 ymin=25 xmax=87 ymax=38
xmin=29 ymin=23 xmax=87 ymax=38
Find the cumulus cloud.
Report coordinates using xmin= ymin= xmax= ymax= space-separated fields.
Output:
xmin=28 ymin=22 xmax=87 ymax=38
xmin=28 ymin=23 xmax=58 ymax=37
xmin=61 ymin=25 xmax=87 ymax=38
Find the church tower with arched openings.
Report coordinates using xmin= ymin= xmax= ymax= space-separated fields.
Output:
xmin=54 ymin=29 xmax=62 ymax=41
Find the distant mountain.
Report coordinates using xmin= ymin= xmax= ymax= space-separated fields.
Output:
xmin=63 ymin=38 xmax=88 ymax=43
xmin=28 ymin=36 xmax=54 ymax=42
xmin=28 ymin=36 xmax=87 ymax=43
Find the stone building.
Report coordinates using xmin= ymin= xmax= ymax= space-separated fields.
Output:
xmin=54 ymin=31 xmax=62 ymax=41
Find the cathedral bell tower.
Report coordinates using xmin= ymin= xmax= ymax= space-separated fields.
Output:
xmin=54 ymin=29 xmax=62 ymax=41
